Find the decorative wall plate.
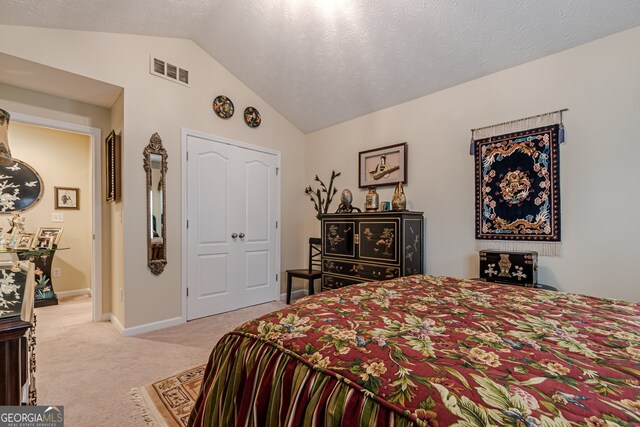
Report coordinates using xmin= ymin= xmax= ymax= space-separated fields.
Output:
xmin=244 ymin=106 xmax=261 ymax=128
xmin=212 ymin=95 xmax=234 ymax=119
xmin=0 ymin=156 xmax=43 ymax=212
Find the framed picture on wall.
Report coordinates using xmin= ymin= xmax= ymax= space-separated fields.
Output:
xmin=358 ymin=142 xmax=407 ymax=188
xmin=106 ymin=130 xmax=121 ymax=202
xmin=55 ymin=187 xmax=79 ymax=209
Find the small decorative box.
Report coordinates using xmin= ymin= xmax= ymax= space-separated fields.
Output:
xmin=479 ymin=250 xmax=538 ymax=286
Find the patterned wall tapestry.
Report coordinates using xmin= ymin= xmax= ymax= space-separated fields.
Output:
xmin=475 ymin=125 xmax=560 ymax=242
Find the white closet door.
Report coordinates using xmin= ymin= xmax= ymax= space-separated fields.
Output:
xmin=186 ymin=135 xmax=241 ymax=320
xmin=186 ymin=133 xmax=278 ymax=320
xmin=237 ymin=149 xmax=278 ymax=307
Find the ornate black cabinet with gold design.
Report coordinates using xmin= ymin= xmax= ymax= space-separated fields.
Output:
xmin=321 ymin=212 xmax=424 ymax=291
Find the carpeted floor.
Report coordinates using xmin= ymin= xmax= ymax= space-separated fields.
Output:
xmin=35 ymin=296 xmax=285 ymax=426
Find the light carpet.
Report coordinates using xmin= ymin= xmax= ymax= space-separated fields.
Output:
xmin=35 ymin=295 xmax=285 ymax=426
xmin=131 ymin=364 xmax=206 ymax=427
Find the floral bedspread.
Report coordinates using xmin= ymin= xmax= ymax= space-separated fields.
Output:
xmin=233 ymin=275 xmax=640 ymax=426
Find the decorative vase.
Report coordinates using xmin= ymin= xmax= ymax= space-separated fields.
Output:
xmin=365 ymin=187 xmax=379 ymax=212
xmin=392 ymin=182 xmax=406 ymax=211
xmin=0 ymin=108 xmax=11 ymax=158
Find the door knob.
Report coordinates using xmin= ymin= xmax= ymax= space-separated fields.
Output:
xmin=239 ymin=233 xmax=245 ymax=238
xmin=231 ymin=233 xmax=238 ymax=238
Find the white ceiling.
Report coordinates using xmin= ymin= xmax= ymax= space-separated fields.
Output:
xmin=1 ymin=1 xmax=639 ymax=133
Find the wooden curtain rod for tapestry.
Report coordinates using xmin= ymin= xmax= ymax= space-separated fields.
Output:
xmin=470 ymin=108 xmax=568 ymax=132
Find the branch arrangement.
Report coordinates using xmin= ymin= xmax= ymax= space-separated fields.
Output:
xmin=305 ymin=171 xmax=341 ymax=220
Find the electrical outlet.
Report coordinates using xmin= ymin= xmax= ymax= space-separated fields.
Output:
xmin=52 ymin=267 xmax=61 ymax=278
xmin=51 ymin=213 xmax=64 ymax=223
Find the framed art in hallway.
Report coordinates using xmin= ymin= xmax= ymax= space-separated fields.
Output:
xmin=358 ymin=142 xmax=407 ymax=188
xmin=55 ymin=187 xmax=79 ymax=209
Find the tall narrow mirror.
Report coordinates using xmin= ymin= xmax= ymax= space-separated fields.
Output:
xmin=144 ymin=133 xmax=168 ymax=275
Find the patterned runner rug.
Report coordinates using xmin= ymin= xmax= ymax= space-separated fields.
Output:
xmin=131 ymin=364 xmax=206 ymax=426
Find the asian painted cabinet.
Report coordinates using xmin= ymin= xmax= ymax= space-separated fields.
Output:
xmin=321 ymin=212 xmax=424 ymax=290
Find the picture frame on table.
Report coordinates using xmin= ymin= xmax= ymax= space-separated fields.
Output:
xmin=33 ymin=236 xmax=53 ymax=250
xmin=34 ymin=227 xmax=63 ymax=249
xmin=358 ymin=142 xmax=407 ymax=188
xmin=11 ymin=232 xmax=34 ymax=250
xmin=55 ymin=187 xmax=79 ymax=210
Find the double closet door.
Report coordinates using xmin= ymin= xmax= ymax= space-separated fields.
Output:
xmin=186 ymin=133 xmax=279 ymax=321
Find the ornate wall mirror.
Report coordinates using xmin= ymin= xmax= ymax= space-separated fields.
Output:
xmin=143 ymin=133 xmax=167 ymax=275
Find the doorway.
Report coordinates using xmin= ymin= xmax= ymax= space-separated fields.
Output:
xmin=182 ymin=129 xmax=281 ymax=321
xmin=12 ymin=113 xmax=102 ymax=321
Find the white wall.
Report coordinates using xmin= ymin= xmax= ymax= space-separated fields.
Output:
xmin=10 ymin=123 xmax=92 ymax=293
xmin=0 ymin=25 xmax=307 ymax=329
xmin=306 ymin=26 xmax=640 ymax=302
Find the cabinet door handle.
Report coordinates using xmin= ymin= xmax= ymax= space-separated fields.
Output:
xmin=231 ymin=233 xmax=238 ymax=239
xmin=239 ymin=233 xmax=245 ymax=238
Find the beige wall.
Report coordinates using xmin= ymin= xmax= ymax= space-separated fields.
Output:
xmin=306 ymin=26 xmax=640 ymax=302
xmin=9 ymin=123 xmax=92 ymax=293
xmin=109 ymin=91 xmax=124 ymax=323
xmin=0 ymin=25 xmax=307 ymax=329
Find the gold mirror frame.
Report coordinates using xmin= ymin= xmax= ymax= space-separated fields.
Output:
xmin=143 ymin=132 xmax=168 ymax=275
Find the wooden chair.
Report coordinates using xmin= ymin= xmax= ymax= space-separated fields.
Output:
xmin=286 ymin=238 xmax=322 ymax=304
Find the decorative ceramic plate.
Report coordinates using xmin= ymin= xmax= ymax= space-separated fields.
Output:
xmin=212 ymin=95 xmax=234 ymax=119
xmin=0 ymin=156 xmax=43 ymax=212
xmin=244 ymin=106 xmax=261 ymax=128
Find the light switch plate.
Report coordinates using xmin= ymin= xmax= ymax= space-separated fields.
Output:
xmin=52 ymin=213 xmax=64 ymax=223
xmin=52 ymin=267 xmax=61 ymax=278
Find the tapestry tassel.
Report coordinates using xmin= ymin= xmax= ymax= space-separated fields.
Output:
xmin=558 ymin=111 xmax=565 ymax=143
xmin=469 ymin=130 xmax=476 ymax=156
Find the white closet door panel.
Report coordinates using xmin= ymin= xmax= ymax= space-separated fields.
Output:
xmin=239 ymin=150 xmax=277 ymax=306
xmin=186 ymin=135 xmax=239 ymax=320
xmin=245 ymin=161 xmax=270 ymax=243
xmin=245 ymin=250 xmax=269 ymax=289
xmin=197 ymin=254 xmax=229 ymax=296
xmin=197 ymin=152 xmax=229 ymax=244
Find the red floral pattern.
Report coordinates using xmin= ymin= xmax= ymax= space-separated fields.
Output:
xmin=237 ymin=275 xmax=640 ymax=426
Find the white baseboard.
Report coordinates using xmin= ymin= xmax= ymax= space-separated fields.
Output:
xmin=56 ymin=288 xmax=92 ymax=299
xmin=107 ymin=312 xmax=185 ymax=337
xmin=280 ymin=289 xmax=308 ymax=302
xmin=110 ymin=314 xmax=125 ymax=334
xmin=101 ymin=312 xmax=112 ymax=322
xmin=121 ymin=316 xmax=185 ymax=337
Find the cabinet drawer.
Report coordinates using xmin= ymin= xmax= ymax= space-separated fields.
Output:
xmin=323 ymin=259 xmax=400 ymax=282
xmin=322 ymin=274 xmax=362 ymax=291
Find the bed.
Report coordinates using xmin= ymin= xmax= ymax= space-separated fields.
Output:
xmin=189 ymin=275 xmax=640 ymax=426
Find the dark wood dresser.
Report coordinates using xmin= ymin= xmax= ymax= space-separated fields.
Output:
xmin=0 ymin=317 xmax=32 ymax=405
xmin=321 ymin=211 xmax=424 ymax=290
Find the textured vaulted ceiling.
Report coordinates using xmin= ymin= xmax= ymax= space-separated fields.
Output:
xmin=1 ymin=1 xmax=639 ymax=133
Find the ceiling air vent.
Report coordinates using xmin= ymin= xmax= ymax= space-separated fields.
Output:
xmin=149 ymin=56 xmax=190 ymax=87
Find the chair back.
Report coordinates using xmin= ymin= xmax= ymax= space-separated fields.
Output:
xmin=308 ymin=237 xmax=322 ymax=271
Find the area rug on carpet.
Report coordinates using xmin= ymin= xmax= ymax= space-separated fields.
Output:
xmin=131 ymin=364 xmax=205 ymax=427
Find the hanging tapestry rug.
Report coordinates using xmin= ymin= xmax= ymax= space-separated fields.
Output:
xmin=475 ymin=125 xmax=560 ymax=242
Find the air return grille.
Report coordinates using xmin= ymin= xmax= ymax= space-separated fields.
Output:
xmin=149 ymin=56 xmax=189 ymax=87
